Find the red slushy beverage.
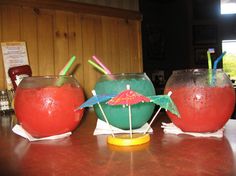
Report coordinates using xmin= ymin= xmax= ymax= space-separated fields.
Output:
xmin=165 ymin=86 xmax=235 ymax=132
xmin=14 ymin=76 xmax=85 ymax=137
xmin=164 ymin=69 xmax=235 ymax=132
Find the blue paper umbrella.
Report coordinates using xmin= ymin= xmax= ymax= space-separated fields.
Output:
xmin=76 ymin=94 xmax=116 ymax=110
xmin=75 ymin=90 xmax=116 ymax=137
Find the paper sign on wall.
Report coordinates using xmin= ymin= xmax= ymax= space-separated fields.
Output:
xmin=1 ymin=42 xmax=29 ymax=90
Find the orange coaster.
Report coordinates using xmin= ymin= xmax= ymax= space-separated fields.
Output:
xmin=107 ymin=133 xmax=150 ymax=146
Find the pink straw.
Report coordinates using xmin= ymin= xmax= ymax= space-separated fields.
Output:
xmin=92 ymin=55 xmax=112 ymax=74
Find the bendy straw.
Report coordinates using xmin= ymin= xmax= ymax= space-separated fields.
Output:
xmin=211 ymin=51 xmax=227 ymax=85
xmin=88 ymin=59 xmax=108 ymax=75
xmin=59 ymin=56 xmax=76 ymax=75
xmin=213 ymin=51 xmax=226 ymax=70
xmin=92 ymin=55 xmax=112 ymax=74
xmin=208 ymin=48 xmax=215 ymax=53
xmin=207 ymin=48 xmax=214 ymax=85
xmin=207 ymin=51 xmax=212 ymax=69
xmin=207 ymin=48 xmax=215 ymax=69
xmin=56 ymin=56 xmax=76 ymax=86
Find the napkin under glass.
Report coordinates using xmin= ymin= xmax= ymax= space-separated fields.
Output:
xmin=12 ymin=124 xmax=72 ymax=142
xmin=161 ymin=122 xmax=224 ymax=138
xmin=93 ymin=118 xmax=153 ymax=135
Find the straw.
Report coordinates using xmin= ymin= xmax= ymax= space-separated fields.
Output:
xmin=211 ymin=51 xmax=227 ymax=85
xmin=207 ymin=49 xmax=213 ymax=85
xmin=207 ymin=51 xmax=212 ymax=69
xmin=213 ymin=51 xmax=226 ymax=70
xmin=56 ymin=56 xmax=76 ymax=86
xmin=207 ymin=52 xmax=212 ymax=70
xmin=59 ymin=56 xmax=76 ymax=76
xmin=92 ymin=55 xmax=112 ymax=74
xmin=208 ymin=48 xmax=215 ymax=54
xmin=88 ymin=59 xmax=108 ymax=75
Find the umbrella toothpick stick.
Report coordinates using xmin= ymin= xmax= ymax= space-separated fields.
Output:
xmin=143 ymin=91 xmax=173 ymax=134
xmin=92 ymin=90 xmax=115 ymax=137
xmin=128 ymin=105 xmax=133 ymax=138
xmin=98 ymin=103 xmax=115 ymax=137
xmin=143 ymin=107 xmax=162 ymax=134
xmin=126 ymin=85 xmax=133 ymax=139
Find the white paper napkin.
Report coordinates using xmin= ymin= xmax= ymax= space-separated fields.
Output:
xmin=12 ymin=124 xmax=72 ymax=142
xmin=161 ymin=122 xmax=224 ymax=138
xmin=93 ymin=119 xmax=153 ymax=135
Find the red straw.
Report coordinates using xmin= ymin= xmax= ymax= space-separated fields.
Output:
xmin=92 ymin=55 xmax=112 ymax=74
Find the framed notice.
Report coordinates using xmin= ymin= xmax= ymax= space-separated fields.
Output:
xmin=1 ymin=42 xmax=29 ymax=89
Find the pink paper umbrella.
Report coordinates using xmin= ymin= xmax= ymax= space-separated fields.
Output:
xmin=107 ymin=85 xmax=150 ymax=138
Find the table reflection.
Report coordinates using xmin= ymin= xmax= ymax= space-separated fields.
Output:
xmin=0 ymin=111 xmax=236 ymax=176
xmin=160 ymin=134 xmax=234 ymax=175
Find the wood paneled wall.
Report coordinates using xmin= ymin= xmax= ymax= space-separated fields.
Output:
xmin=68 ymin=0 xmax=139 ymax=11
xmin=0 ymin=2 xmax=143 ymax=97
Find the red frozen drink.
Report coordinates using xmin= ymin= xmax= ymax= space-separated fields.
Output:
xmin=164 ymin=69 xmax=235 ymax=132
xmin=165 ymin=86 xmax=235 ymax=132
xmin=14 ymin=76 xmax=85 ymax=137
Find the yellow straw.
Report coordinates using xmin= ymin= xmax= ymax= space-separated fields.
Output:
xmin=207 ymin=51 xmax=212 ymax=85
xmin=88 ymin=60 xmax=108 ymax=75
xmin=207 ymin=51 xmax=212 ymax=69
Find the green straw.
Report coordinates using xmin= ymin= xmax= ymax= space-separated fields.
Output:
xmin=56 ymin=55 xmax=76 ymax=86
xmin=88 ymin=59 xmax=108 ymax=75
xmin=59 ymin=56 xmax=76 ymax=76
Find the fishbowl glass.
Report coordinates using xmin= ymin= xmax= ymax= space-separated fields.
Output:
xmin=164 ymin=69 xmax=235 ymax=132
xmin=94 ymin=73 xmax=155 ymax=129
xmin=14 ymin=76 xmax=85 ymax=137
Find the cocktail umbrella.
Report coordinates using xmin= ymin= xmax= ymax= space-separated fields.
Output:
xmin=149 ymin=91 xmax=180 ymax=116
xmin=107 ymin=85 xmax=150 ymax=138
xmin=143 ymin=91 xmax=180 ymax=134
xmin=77 ymin=92 xmax=116 ymax=109
xmin=75 ymin=90 xmax=116 ymax=137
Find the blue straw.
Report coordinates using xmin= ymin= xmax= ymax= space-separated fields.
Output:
xmin=211 ymin=51 xmax=226 ymax=85
xmin=213 ymin=51 xmax=226 ymax=70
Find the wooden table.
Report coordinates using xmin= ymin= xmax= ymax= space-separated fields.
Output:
xmin=0 ymin=110 xmax=236 ymax=176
